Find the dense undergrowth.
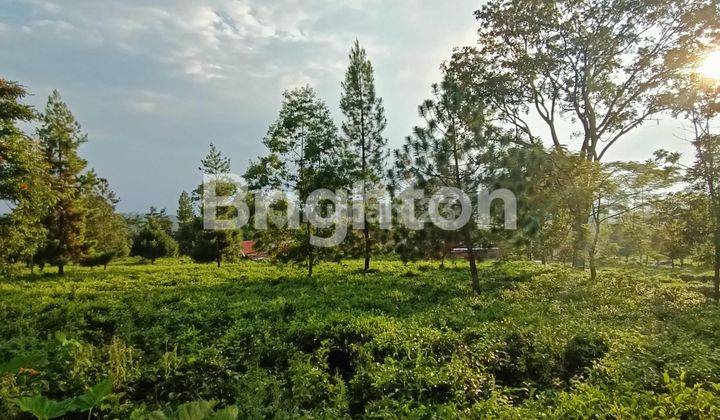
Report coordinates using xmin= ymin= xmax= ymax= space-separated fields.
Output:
xmin=1 ymin=259 xmax=719 ymax=418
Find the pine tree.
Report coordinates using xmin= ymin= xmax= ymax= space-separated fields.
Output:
xmin=340 ymin=40 xmax=388 ymax=273
xmin=175 ymin=190 xmax=196 ymax=256
xmin=36 ymin=90 xmax=88 ymax=275
xmin=131 ymin=210 xmax=178 ymax=263
xmin=177 ymin=191 xmax=195 ymax=224
xmin=199 ymin=142 xmax=230 ymax=174
xmin=0 ymin=79 xmax=53 ymax=268
xmin=190 ymin=144 xmax=243 ymax=267
xmin=80 ymin=171 xmax=130 ymax=269
xmin=393 ymin=74 xmax=508 ymax=293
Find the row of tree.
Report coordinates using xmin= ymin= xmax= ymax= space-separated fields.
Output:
xmin=233 ymin=0 xmax=720 ymax=297
xmin=0 ymin=85 xmax=131 ymax=274
xmin=2 ymin=0 xmax=719 ymax=298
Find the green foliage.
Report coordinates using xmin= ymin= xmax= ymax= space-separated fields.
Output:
xmin=131 ymin=211 xmax=179 ymax=263
xmin=81 ymin=171 xmax=131 ymax=267
xmin=176 ymin=191 xmax=197 ymax=256
xmin=0 ymin=79 xmax=53 ymax=267
xmin=13 ymin=380 xmax=114 ymax=419
xmin=392 ymin=71 xmax=509 ymax=291
xmin=340 ymin=40 xmax=389 ymax=271
xmin=14 ymin=394 xmax=72 ymax=419
xmin=186 ymin=145 xmax=243 ymax=266
xmin=245 ymin=86 xmax=351 ymax=276
xmin=142 ymin=400 xmax=238 ymax=420
xmin=189 ymin=224 xmax=242 ymax=267
xmin=68 ymin=379 xmax=113 ymax=411
xmin=340 ymin=40 xmax=388 ymax=182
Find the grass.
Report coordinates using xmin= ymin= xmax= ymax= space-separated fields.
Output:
xmin=1 ymin=258 xmax=720 ymax=418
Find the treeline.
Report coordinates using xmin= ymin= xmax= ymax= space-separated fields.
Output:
xmin=1 ymin=0 xmax=719 ymax=298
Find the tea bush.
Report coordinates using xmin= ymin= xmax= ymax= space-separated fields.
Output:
xmin=1 ymin=259 xmax=719 ymax=417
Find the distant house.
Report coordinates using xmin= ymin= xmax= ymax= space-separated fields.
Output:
xmin=241 ymin=240 xmax=266 ymax=260
xmin=450 ymin=247 xmax=501 ymax=260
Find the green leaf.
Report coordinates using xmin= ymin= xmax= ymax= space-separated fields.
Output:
xmin=55 ymin=331 xmax=82 ymax=348
xmin=70 ymin=379 xmax=113 ymax=411
xmin=175 ymin=400 xmax=217 ymax=420
xmin=146 ymin=411 xmax=171 ymax=420
xmin=143 ymin=401 xmax=237 ymax=420
xmin=14 ymin=395 xmax=73 ymax=419
xmin=208 ymin=406 xmax=238 ymax=420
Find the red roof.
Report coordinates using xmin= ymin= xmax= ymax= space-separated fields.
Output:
xmin=242 ymin=240 xmax=256 ymax=256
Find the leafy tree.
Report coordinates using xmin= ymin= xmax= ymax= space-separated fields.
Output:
xmin=36 ymin=90 xmax=88 ymax=275
xmin=190 ymin=222 xmax=243 ymax=267
xmin=449 ymin=0 xmax=719 ymax=267
xmin=393 ymin=74 xmax=508 ymax=293
xmin=246 ymin=86 xmax=350 ymax=277
xmin=80 ymin=171 xmax=130 ymax=269
xmin=670 ymin=57 xmax=720 ymax=299
xmin=606 ymin=212 xmax=653 ymax=264
xmin=493 ymin=147 xmax=573 ymax=264
xmin=649 ymin=192 xmax=701 ymax=267
xmin=0 ymin=79 xmax=52 ymax=269
xmin=585 ymin=159 xmax=677 ymax=278
xmin=340 ymin=40 xmax=389 ymax=272
xmin=131 ymin=209 xmax=178 ymax=263
xmin=690 ymin=134 xmax=720 ymax=298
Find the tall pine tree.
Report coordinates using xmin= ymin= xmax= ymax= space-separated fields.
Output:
xmin=394 ymin=74 xmax=508 ymax=293
xmin=191 ymin=144 xmax=243 ymax=267
xmin=340 ymin=40 xmax=388 ymax=272
xmin=36 ymin=90 xmax=88 ymax=275
xmin=175 ymin=190 xmax=196 ymax=255
xmin=80 ymin=171 xmax=130 ymax=269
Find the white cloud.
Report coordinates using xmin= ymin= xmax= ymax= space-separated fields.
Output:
xmin=278 ymin=72 xmax=315 ymax=90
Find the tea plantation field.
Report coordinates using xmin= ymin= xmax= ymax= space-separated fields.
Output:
xmin=1 ymin=259 xmax=720 ymax=418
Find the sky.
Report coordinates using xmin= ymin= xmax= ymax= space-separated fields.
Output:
xmin=1 ymin=0 xmax=698 ymax=213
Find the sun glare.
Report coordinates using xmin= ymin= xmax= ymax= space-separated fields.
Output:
xmin=698 ymin=50 xmax=720 ymax=80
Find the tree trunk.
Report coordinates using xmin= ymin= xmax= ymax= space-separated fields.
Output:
xmin=571 ymin=210 xmax=588 ymax=268
xmin=463 ymin=227 xmax=480 ymax=294
xmin=588 ymin=199 xmax=601 ymax=281
xmin=446 ymin=117 xmax=479 ymax=293
xmin=216 ymin=257 xmax=221 ymax=268
xmin=363 ymin=227 xmax=370 ymax=272
xmin=58 ymin=263 xmax=64 ymax=276
xmin=308 ymin=249 xmax=314 ymax=278
xmin=714 ymin=228 xmax=720 ymax=302
xmin=307 ymin=223 xmax=314 ymax=278
xmin=714 ymin=262 xmax=719 ymax=303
